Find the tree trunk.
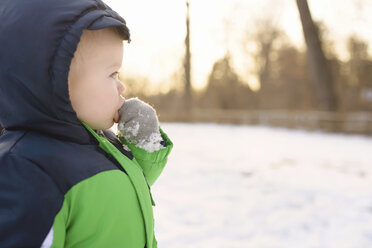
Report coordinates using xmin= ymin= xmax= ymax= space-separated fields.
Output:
xmin=184 ymin=1 xmax=192 ymax=109
xmin=296 ymin=0 xmax=337 ymax=111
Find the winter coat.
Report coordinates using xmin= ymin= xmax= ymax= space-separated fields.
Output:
xmin=0 ymin=0 xmax=173 ymax=247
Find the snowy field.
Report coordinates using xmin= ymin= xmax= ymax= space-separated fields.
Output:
xmin=117 ymin=123 xmax=372 ymax=248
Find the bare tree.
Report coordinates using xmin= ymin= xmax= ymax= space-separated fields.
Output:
xmin=183 ymin=0 xmax=192 ymax=109
xmin=252 ymin=20 xmax=281 ymax=91
xmin=243 ymin=19 xmax=283 ymax=109
xmin=201 ymin=53 xmax=256 ymax=109
xmin=296 ymin=0 xmax=337 ymax=111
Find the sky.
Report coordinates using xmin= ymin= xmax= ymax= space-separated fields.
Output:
xmin=105 ymin=0 xmax=372 ymax=91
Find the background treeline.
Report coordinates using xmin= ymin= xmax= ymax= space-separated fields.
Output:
xmin=122 ymin=22 xmax=372 ymax=112
xmin=121 ymin=0 xmax=372 ymax=134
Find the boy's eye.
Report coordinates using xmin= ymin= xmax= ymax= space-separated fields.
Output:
xmin=110 ymin=72 xmax=119 ymax=79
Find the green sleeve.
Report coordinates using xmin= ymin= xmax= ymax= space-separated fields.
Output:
xmin=50 ymin=200 xmax=68 ymax=247
xmin=118 ymin=127 xmax=173 ymax=186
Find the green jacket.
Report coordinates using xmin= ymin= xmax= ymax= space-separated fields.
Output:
xmin=49 ymin=122 xmax=173 ymax=247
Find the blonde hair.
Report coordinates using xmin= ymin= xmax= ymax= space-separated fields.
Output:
xmin=72 ymin=27 xmax=123 ymax=70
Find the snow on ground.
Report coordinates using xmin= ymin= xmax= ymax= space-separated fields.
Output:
xmin=116 ymin=123 xmax=372 ymax=248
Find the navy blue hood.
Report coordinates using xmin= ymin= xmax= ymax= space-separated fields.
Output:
xmin=0 ymin=0 xmax=130 ymax=144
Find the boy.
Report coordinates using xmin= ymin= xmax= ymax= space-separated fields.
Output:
xmin=0 ymin=0 xmax=172 ymax=247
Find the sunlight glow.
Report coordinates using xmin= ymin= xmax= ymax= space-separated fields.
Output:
xmin=106 ymin=0 xmax=372 ymax=91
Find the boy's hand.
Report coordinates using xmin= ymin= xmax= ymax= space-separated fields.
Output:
xmin=117 ymin=98 xmax=163 ymax=152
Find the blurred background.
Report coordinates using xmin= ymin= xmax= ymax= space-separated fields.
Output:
xmin=107 ymin=0 xmax=372 ymax=247
xmin=110 ymin=0 xmax=372 ymax=134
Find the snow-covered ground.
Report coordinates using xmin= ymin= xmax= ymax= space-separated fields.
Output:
xmin=116 ymin=123 xmax=372 ymax=247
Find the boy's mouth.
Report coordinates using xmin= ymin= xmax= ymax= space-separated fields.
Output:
xmin=114 ymin=98 xmax=125 ymax=123
xmin=114 ymin=111 xmax=119 ymax=123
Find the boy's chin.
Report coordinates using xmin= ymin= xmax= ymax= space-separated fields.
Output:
xmin=83 ymin=120 xmax=114 ymax=130
xmin=103 ymin=120 xmax=115 ymax=130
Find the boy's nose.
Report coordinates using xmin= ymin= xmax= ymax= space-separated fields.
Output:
xmin=118 ymin=81 xmax=125 ymax=95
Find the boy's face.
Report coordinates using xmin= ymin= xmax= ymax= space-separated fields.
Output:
xmin=68 ymin=28 xmax=126 ymax=130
